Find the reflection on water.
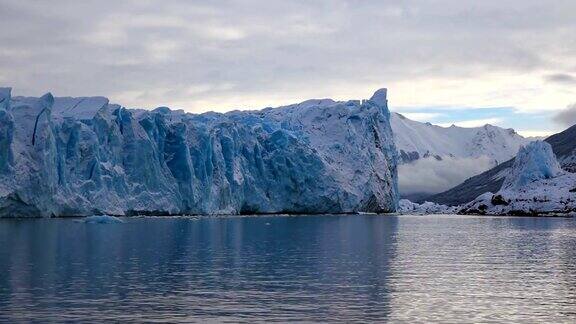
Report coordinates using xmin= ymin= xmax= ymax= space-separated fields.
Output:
xmin=0 ymin=215 xmax=575 ymax=323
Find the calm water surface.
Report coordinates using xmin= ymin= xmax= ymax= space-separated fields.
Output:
xmin=0 ymin=214 xmax=575 ymax=323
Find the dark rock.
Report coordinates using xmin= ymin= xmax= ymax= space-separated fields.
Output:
xmin=491 ymin=194 xmax=509 ymax=206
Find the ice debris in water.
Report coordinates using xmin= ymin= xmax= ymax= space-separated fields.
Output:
xmin=83 ymin=215 xmax=124 ymax=224
xmin=398 ymin=199 xmax=457 ymax=214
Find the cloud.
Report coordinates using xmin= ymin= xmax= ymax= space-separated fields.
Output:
xmin=552 ymin=103 xmax=576 ymax=128
xmin=0 ymin=0 xmax=575 ymax=118
xmin=545 ymin=73 xmax=576 ymax=85
xmin=398 ymin=156 xmax=493 ymax=196
xmin=437 ymin=118 xmax=503 ymax=128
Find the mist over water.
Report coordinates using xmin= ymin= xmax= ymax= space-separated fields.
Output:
xmin=0 ymin=215 xmax=575 ymax=323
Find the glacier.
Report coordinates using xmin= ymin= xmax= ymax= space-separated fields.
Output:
xmin=426 ymin=124 xmax=576 ymax=206
xmin=460 ymin=141 xmax=576 ymax=216
xmin=0 ymin=87 xmax=398 ymax=217
xmin=501 ymin=141 xmax=563 ymax=190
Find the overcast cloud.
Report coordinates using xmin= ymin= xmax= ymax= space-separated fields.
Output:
xmin=0 ymin=0 xmax=575 ymax=120
xmin=546 ymin=73 xmax=576 ymax=85
xmin=399 ymin=156 xmax=493 ymax=196
xmin=553 ymin=103 xmax=576 ymax=128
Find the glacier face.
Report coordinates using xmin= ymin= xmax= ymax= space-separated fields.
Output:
xmin=0 ymin=87 xmax=398 ymax=217
xmin=501 ymin=141 xmax=563 ymax=190
xmin=461 ymin=141 xmax=576 ymax=216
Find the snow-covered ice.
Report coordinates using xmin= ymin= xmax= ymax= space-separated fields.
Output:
xmin=398 ymin=199 xmax=457 ymax=214
xmin=0 ymin=87 xmax=399 ymax=217
xmin=461 ymin=141 xmax=576 ymax=216
xmin=501 ymin=141 xmax=564 ymax=190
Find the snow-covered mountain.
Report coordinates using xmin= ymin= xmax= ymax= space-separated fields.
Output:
xmin=391 ymin=112 xmax=530 ymax=165
xmin=428 ymin=124 xmax=576 ymax=206
xmin=0 ymin=87 xmax=398 ymax=217
xmin=460 ymin=141 xmax=576 ymax=216
xmin=390 ymin=112 xmax=532 ymax=198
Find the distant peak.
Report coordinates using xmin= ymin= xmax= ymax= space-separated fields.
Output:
xmin=370 ymin=88 xmax=387 ymax=106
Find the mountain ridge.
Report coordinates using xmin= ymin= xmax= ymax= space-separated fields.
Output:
xmin=390 ymin=112 xmax=532 ymax=198
xmin=391 ymin=112 xmax=530 ymax=165
xmin=427 ymin=124 xmax=576 ymax=205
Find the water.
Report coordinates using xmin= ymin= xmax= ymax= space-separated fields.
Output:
xmin=0 ymin=215 xmax=575 ymax=323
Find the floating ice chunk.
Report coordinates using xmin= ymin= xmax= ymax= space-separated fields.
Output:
xmin=398 ymin=199 xmax=457 ymax=214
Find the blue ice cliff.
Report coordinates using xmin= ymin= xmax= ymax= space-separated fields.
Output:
xmin=0 ymin=87 xmax=398 ymax=217
xmin=461 ymin=141 xmax=576 ymax=216
xmin=501 ymin=141 xmax=563 ymax=190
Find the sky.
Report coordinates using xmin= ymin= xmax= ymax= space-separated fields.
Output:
xmin=1 ymin=0 xmax=575 ymax=137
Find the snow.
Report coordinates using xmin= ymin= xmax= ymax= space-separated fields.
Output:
xmin=391 ymin=112 xmax=531 ymax=165
xmin=398 ymin=199 xmax=457 ymax=214
xmin=461 ymin=141 xmax=576 ymax=216
xmin=52 ymin=96 xmax=110 ymax=120
xmin=0 ymin=88 xmax=398 ymax=217
xmin=391 ymin=112 xmax=532 ymax=197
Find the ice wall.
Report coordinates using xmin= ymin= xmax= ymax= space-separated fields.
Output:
xmin=0 ymin=88 xmax=399 ymax=217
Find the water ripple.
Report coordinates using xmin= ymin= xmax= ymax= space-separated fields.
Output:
xmin=0 ymin=215 xmax=575 ymax=323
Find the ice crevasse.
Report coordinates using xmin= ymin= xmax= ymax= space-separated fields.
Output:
xmin=0 ymin=87 xmax=399 ymax=217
